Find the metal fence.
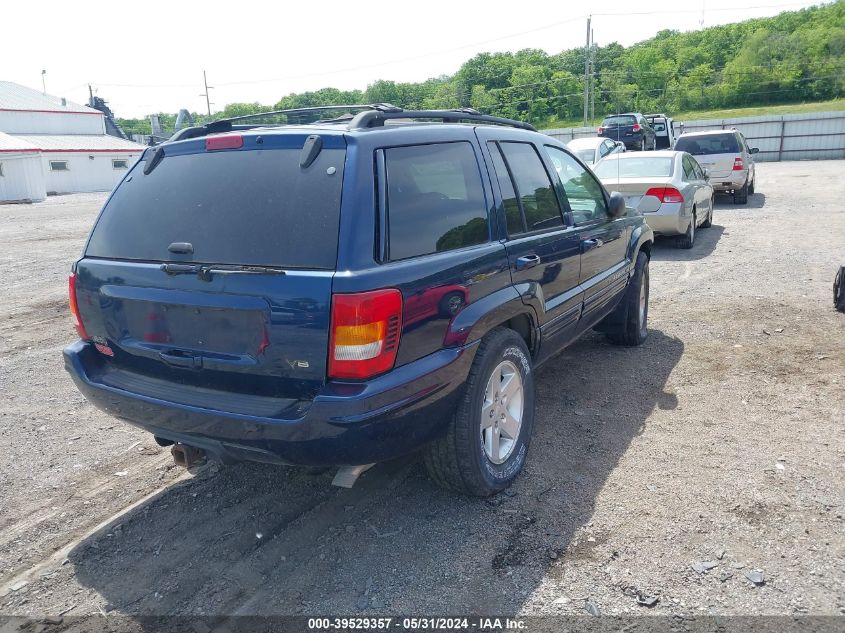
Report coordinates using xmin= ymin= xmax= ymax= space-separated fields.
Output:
xmin=543 ymin=110 xmax=845 ymax=162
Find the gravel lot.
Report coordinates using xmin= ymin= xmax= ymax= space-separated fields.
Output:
xmin=0 ymin=161 xmax=843 ymax=624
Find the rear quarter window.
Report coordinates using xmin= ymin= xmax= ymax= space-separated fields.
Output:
xmin=385 ymin=142 xmax=489 ymax=261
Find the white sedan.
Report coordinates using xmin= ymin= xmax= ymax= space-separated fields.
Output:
xmin=566 ymin=136 xmax=625 ymax=166
xmin=593 ymin=151 xmax=715 ymax=249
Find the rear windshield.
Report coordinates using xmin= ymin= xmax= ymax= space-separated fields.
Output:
xmin=85 ymin=147 xmax=345 ymax=269
xmin=574 ymin=149 xmax=596 ymax=164
xmin=675 ymin=133 xmax=740 ymax=155
xmin=594 ymin=157 xmax=674 ymax=179
xmin=602 ymin=115 xmax=636 ymax=126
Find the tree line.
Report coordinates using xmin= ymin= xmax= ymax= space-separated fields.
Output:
xmin=118 ymin=1 xmax=845 ymax=135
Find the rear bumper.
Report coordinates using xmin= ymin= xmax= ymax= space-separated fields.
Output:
xmin=711 ymin=170 xmax=747 ymax=191
xmin=642 ymin=202 xmax=689 ymax=236
xmin=64 ymin=340 xmax=478 ymax=466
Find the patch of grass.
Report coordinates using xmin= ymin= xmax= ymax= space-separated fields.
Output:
xmin=538 ymin=99 xmax=845 ymax=130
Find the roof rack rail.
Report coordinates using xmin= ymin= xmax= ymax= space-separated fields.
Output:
xmin=348 ymin=108 xmax=536 ymax=132
xmin=166 ymin=103 xmax=535 ymax=142
xmin=168 ymin=104 xmax=402 ymax=142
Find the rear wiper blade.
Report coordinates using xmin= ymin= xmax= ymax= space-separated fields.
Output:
xmin=160 ymin=263 xmax=286 ymax=281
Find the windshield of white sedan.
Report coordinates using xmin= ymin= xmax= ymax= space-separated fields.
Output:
xmin=594 ymin=157 xmax=674 ymax=178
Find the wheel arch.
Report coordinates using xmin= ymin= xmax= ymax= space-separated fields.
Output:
xmin=445 ymin=286 xmax=539 ymax=357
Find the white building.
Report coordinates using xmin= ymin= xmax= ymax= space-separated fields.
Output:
xmin=0 ymin=81 xmax=145 ymax=202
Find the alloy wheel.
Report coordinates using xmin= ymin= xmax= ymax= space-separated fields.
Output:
xmin=480 ymin=360 xmax=524 ymax=464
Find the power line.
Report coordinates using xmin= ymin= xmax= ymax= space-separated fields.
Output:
xmin=87 ymin=2 xmax=823 ymax=92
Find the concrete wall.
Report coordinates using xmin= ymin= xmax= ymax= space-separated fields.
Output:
xmin=0 ymin=110 xmax=105 ymax=135
xmin=43 ymin=152 xmax=140 ymax=194
xmin=543 ymin=111 xmax=845 ymax=162
xmin=0 ymin=153 xmax=46 ymax=202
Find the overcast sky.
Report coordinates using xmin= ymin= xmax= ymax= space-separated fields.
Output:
xmin=3 ymin=0 xmax=827 ymax=118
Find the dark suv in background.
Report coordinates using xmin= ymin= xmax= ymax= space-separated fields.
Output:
xmin=598 ymin=112 xmax=657 ymax=151
xmin=65 ymin=105 xmax=654 ymax=496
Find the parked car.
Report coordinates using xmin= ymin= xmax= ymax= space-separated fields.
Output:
xmin=645 ymin=113 xmax=677 ymax=149
xmin=64 ymin=105 xmax=653 ymax=497
xmin=674 ymin=129 xmax=758 ymax=204
xmin=593 ymin=151 xmax=714 ymax=249
xmin=566 ymin=136 xmax=625 ymax=165
xmin=597 ymin=113 xmax=657 ymax=151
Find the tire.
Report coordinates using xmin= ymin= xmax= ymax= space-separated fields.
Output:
xmin=734 ymin=181 xmax=748 ymax=204
xmin=423 ymin=327 xmax=535 ymax=497
xmin=749 ymin=175 xmax=755 ymax=195
xmin=677 ymin=210 xmax=696 ymax=249
xmin=605 ymin=251 xmax=650 ymax=346
xmin=834 ymin=266 xmax=845 ymax=313
xmin=701 ymin=199 xmax=713 ymax=228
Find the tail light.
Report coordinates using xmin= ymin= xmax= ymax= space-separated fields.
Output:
xmin=206 ymin=134 xmax=243 ymax=151
xmin=328 ymin=289 xmax=402 ymax=380
xmin=68 ymin=273 xmax=90 ymax=340
xmin=597 ymin=126 xmax=604 ymax=134
xmin=632 ymin=123 xmax=641 ymax=132
xmin=733 ymin=157 xmax=745 ymax=171
xmin=645 ymin=187 xmax=684 ymax=204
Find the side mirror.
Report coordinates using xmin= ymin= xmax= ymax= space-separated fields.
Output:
xmin=749 ymin=147 xmax=759 ymax=155
xmin=608 ymin=191 xmax=626 ymax=219
xmin=703 ymin=168 xmax=711 ymax=180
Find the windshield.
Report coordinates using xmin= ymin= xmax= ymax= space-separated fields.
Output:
xmin=602 ymin=115 xmax=636 ymax=126
xmin=86 ymin=147 xmax=345 ymax=269
xmin=675 ymin=133 xmax=740 ymax=155
xmin=574 ymin=149 xmax=596 ymax=164
xmin=594 ymin=157 xmax=674 ymax=179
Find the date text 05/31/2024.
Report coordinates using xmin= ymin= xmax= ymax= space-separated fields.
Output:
xmin=307 ymin=617 xmax=527 ymax=630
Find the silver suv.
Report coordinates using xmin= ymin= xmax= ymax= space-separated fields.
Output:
xmin=674 ymin=130 xmax=759 ymax=204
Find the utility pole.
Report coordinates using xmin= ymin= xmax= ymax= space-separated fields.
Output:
xmin=200 ymin=70 xmax=214 ymax=117
xmin=88 ymin=84 xmax=94 ymax=107
xmin=590 ymin=28 xmax=596 ymax=123
xmin=583 ymin=16 xmax=591 ymax=127
xmin=41 ymin=70 xmax=47 ymax=95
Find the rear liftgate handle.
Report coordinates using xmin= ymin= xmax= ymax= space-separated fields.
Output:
xmin=159 ymin=350 xmax=203 ymax=369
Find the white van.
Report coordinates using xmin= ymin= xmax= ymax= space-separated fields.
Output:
xmin=645 ymin=114 xmax=677 ymax=150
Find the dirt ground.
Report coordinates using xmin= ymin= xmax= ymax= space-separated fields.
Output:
xmin=0 ymin=161 xmax=843 ymax=624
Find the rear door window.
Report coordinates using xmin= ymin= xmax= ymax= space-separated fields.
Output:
xmin=498 ymin=142 xmax=563 ymax=234
xmin=385 ymin=142 xmax=489 ymax=261
xmin=86 ymin=145 xmax=345 ymax=269
xmin=487 ymin=142 xmax=524 ymax=236
xmin=682 ymin=155 xmax=696 ymax=180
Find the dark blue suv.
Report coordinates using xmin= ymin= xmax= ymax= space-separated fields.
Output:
xmin=64 ymin=105 xmax=653 ymax=496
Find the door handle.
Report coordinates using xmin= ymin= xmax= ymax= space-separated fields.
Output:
xmin=581 ymin=238 xmax=604 ymax=252
xmin=515 ymin=255 xmax=541 ymax=270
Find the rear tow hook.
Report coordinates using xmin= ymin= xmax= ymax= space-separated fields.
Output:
xmin=170 ymin=443 xmax=206 ymax=469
